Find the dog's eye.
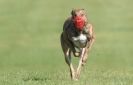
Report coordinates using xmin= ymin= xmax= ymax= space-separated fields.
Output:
xmin=81 ymin=14 xmax=84 ymax=17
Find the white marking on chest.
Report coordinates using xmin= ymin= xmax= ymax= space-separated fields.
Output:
xmin=72 ymin=34 xmax=87 ymax=48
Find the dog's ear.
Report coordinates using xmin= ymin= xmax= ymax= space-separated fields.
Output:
xmin=81 ymin=9 xmax=86 ymax=14
xmin=71 ymin=9 xmax=76 ymax=17
xmin=71 ymin=8 xmax=85 ymax=16
xmin=81 ymin=8 xmax=85 ymax=11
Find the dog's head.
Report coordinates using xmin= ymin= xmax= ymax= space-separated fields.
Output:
xmin=71 ymin=9 xmax=87 ymax=31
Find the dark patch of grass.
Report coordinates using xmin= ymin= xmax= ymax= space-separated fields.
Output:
xmin=23 ymin=77 xmax=50 ymax=82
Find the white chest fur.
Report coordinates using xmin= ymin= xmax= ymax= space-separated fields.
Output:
xmin=72 ymin=34 xmax=87 ymax=48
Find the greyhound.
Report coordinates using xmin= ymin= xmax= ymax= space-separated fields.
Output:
xmin=60 ymin=8 xmax=95 ymax=80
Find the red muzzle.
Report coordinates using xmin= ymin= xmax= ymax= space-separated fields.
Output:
xmin=73 ymin=16 xmax=85 ymax=31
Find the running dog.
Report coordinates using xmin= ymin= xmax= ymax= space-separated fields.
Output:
xmin=60 ymin=8 xmax=95 ymax=80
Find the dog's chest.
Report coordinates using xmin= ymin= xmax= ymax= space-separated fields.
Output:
xmin=72 ymin=33 xmax=87 ymax=48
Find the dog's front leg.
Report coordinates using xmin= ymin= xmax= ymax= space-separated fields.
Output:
xmin=76 ymin=48 xmax=86 ymax=79
xmin=82 ymin=36 xmax=95 ymax=65
xmin=64 ymin=49 xmax=76 ymax=80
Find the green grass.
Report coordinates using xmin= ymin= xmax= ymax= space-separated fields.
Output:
xmin=0 ymin=0 xmax=133 ymax=85
xmin=0 ymin=67 xmax=133 ymax=85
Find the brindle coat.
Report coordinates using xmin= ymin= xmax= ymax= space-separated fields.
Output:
xmin=60 ymin=9 xmax=95 ymax=80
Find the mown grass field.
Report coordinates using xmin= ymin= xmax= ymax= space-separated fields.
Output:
xmin=0 ymin=0 xmax=133 ymax=85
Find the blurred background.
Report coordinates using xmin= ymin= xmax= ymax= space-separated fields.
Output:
xmin=0 ymin=0 xmax=133 ymax=70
